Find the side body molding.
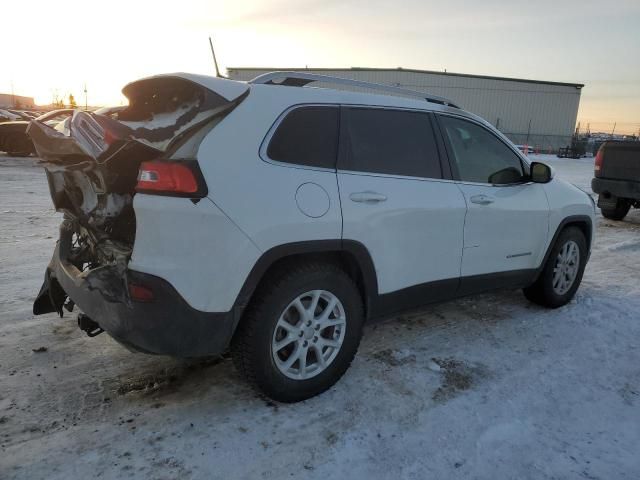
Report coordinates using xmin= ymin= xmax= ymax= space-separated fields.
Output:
xmin=232 ymin=215 xmax=593 ymax=328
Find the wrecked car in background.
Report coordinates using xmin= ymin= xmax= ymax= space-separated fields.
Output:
xmin=0 ymin=109 xmax=74 ymax=156
xmin=30 ymin=72 xmax=248 ymax=353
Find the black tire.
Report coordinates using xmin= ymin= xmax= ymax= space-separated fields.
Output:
xmin=523 ymin=226 xmax=587 ymax=308
xmin=231 ymin=262 xmax=364 ymax=402
xmin=600 ymin=197 xmax=631 ymax=221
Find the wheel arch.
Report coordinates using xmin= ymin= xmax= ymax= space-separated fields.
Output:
xmin=232 ymin=240 xmax=379 ymax=329
xmin=564 ymin=218 xmax=593 ymax=252
xmin=534 ymin=215 xmax=593 ymax=282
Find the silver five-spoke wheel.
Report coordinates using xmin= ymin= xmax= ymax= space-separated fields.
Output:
xmin=272 ymin=290 xmax=346 ymax=380
xmin=552 ymin=240 xmax=580 ymax=295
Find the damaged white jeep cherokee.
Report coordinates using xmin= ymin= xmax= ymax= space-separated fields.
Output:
xmin=31 ymin=72 xmax=595 ymax=402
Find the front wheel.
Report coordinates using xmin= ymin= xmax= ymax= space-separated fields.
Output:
xmin=523 ymin=226 xmax=587 ymax=308
xmin=231 ymin=262 xmax=364 ymax=402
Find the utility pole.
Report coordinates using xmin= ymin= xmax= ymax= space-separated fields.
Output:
xmin=11 ymin=80 xmax=15 ymax=107
xmin=84 ymin=83 xmax=88 ymax=110
xmin=611 ymin=122 xmax=616 ymax=138
xmin=526 ymin=118 xmax=532 ymax=144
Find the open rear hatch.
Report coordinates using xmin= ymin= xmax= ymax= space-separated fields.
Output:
xmin=30 ymin=73 xmax=248 ymax=315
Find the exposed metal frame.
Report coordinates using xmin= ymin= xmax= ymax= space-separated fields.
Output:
xmin=249 ymin=71 xmax=460 ymax=109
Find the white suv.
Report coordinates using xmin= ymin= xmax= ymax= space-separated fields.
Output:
xmin=30 ymin=72 xmax=595 ymax=402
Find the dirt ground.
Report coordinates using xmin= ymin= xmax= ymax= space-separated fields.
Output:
xmin=1 ymin=153 xmax=639 ymax=479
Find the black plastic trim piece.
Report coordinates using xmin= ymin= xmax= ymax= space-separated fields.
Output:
xmin=458 ymin=269 xmax=537 ymax=297
xmin=43 ymin=242 xmax=237 ymax=357
xmin=428 ymin=112 xmax=454 ymax=180
xmin=233 ymin=239 xmax=379 ymax=318
xmin=371 ymin=277 xmax=460 ymax=318
xmin=233 ymin=238 xmax=577 ymax=323
xmin=530 ymin=215 xmax=593 ymax=284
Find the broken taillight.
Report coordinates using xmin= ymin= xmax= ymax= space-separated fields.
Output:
xmin=135 ymin=160 xmax=207 ymax=197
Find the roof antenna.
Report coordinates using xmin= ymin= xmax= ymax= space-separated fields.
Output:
xmin=209 ymin=36 xmax=224 ymax=78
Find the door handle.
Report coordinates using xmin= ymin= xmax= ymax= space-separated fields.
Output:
xmin=349 ymin=191 xmax=387 ymax=204
xmin=470 ymin=194 xmax=494 ymax=205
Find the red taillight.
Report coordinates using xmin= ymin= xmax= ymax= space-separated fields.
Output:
xmin=594 ymin=148 xmax=604 ymax=175
xmin=136 ymin=161 xmax=205 ymax=196
xmin=129 ymin=283 xmax=154 ymax=302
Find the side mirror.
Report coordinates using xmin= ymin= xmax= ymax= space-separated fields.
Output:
xmin=530 ymin=162 xmax=553 ymax=183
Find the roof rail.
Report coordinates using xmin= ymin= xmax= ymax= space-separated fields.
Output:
xmin=249 ymin=71 xmax=460 ymax=108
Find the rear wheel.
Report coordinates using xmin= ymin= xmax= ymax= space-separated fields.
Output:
xmin=523 ymin=226 xmax=587 ymax=308
xmin=600 ymin=197 xmax=631 ymax=220
xmin=231 ymin=262 xmax=364 ymax=402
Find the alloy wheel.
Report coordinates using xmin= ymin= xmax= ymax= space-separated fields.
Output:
xmin=271 ymin=290 xmax=346 ymax=380
xmin=552 ymin=240 xmax=580 ymax=295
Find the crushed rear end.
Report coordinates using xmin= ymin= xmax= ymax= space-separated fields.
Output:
xmin=31 ymin=73 xmax=249 ymax=356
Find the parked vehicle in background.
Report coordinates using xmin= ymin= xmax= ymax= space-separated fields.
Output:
xmin=0 ymin=109 xmax=74 ymax=156
xmin=557 ymin=135 xmax=587 ymax=159
xmin=515 ymin=144 xmax=534 ymax=155
xmin=30 ymin=72 xmax=595 ymax=402
xmin=0 ymin=109 xmax=25 ymax=122
xmin=14 ymin=110 xmax=38 ymax=119
xmin=592 ymin=141 xmax=640 ymax=220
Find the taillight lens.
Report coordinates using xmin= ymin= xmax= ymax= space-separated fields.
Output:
xmin=136 ymin=160 xmax=207 ymax=197
xmin=594 ymin=148 xmax=603 ymax=175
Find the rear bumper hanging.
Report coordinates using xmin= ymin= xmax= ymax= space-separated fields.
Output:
xmin=34 ymin=241 xmax=238 ymax=358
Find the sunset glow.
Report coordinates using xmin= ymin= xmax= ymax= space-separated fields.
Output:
xmin=3 ymin=0 xmax=639 ymax=133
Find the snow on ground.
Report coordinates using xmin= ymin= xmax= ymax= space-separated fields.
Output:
xmin=1 ymin=153 xmax=639 ymax=479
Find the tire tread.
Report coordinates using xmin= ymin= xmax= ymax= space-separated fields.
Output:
xmin=231 ymin=261 xmax=363 ymax=402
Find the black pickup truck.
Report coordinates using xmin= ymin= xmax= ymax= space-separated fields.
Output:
xmin=592 ymin=141 xmax=640 ymax=220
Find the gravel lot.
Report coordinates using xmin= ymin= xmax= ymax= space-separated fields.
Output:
xmin=1 ymin=153 xmax=639 ymax=479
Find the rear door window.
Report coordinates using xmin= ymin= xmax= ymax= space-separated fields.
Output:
xmin=438 ymin=115 xmax=526 ymax=184
xmin=339 ymin=107 xmax=442 ymax=179
xmin=266 ymin=106 xmax=339 ymax=169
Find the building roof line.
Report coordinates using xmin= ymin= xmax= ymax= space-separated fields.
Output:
xmin=227 ymin=66 xmax=585 ymax=89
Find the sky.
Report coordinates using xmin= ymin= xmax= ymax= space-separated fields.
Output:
xmin=3 ymin=0 xmax=639 ymax=134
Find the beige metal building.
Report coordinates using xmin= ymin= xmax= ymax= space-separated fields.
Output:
xmin=228 ymin=67 xmax=584 ymax=151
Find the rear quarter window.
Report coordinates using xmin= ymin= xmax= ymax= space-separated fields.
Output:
xmin=266 ymin=106 xmax=339 ymax=169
